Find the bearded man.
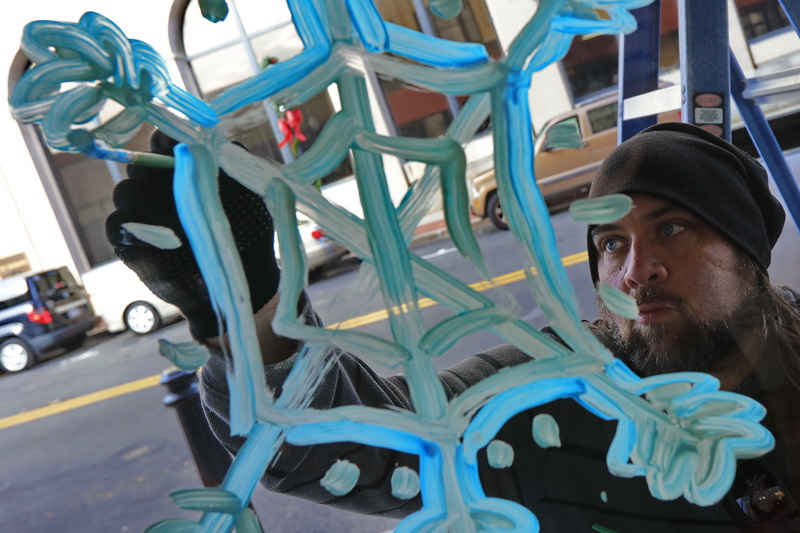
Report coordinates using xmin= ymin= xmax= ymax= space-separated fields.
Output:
xmin=108 ymin=123 xmax=800 ymax=531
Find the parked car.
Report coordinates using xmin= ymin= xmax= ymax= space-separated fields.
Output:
xmin=81 ymin=260 xmax=182 ymax=336
xmin=469 ymin=94 xmax=680 ymax=229
xmin=275 ymin=215 xmax=348 ymax=273
xmin=83 ymin=214 xmax=345 ymax=337
xmin=0 ymin=266 xmax=98 ymax=373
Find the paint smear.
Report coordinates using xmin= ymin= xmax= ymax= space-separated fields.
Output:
xmin=487 ymin=440 xmax=514 ymax=469
xmin=123 ymin=222 xmax=182 ymax=250
xmin=597 ymin=282 xmax=639 ymax=320
xmin=321 ymin=459 xmax=360 ymax=496
xmin=532 ymin=413 xmax=561 ymax=449
xmin=159 ymin=340 xmax=210 ymax=371
xmin=391 ymin=466 xmax=420 ymax=499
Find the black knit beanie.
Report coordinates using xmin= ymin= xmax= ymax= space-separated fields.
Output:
xmin=586 ymin=122 xmax=785 ymax=284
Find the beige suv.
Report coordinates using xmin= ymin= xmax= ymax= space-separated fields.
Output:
xmin=469 ymin=94 xmax=679 ymax=229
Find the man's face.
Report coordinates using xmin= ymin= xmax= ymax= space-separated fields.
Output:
xmin=592 ymin=194 xmax=756 ymax=375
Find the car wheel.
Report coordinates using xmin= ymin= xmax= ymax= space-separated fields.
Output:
xmin=124 ymin=302 xmax=161 ymax=335
xmin=0 ymin=338 xmax=35 ymax=373
xmin=486 ymin=192 xmax=509 ymax=230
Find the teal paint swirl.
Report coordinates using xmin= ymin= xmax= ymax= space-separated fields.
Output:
xmin=11 ymin=3 xmax=778 ymax=532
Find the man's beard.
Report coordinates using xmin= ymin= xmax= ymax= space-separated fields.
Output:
xmin=598 ymin=285 xmax=762 ymax=377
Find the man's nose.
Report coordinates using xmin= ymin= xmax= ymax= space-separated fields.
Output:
xmin=624 ymin=240 xmax=667 ymax=289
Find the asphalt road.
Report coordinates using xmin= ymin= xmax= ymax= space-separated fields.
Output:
xmin=0 ymin=213 xmax=595 ymax=533
xmin=2 ymin=156 xmax=799 ymax=532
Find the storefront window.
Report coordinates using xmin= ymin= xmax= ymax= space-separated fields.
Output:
xmin=46 ymin=143 xmax=119 ymax=267
xmin=562 ymin=0 xmax=680 ymax=102
xmin=180 ymin=0 xmax=352 ymax=180
xmin=562 ymin=34 xmax=620 ymax=102
xmin=373 ymin=0 xmax=500 ymax=138
xmin=735 ymin=0 xmax=790 ymax=41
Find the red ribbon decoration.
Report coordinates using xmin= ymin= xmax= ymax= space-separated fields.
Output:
xmin=278 ymin=109 xmax=307 ymax=148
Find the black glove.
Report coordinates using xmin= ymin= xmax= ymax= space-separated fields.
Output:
xmin=106 ymin=130 xmax=280 ymax=339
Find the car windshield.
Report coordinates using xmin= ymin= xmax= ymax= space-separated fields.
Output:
xmin=30 ymin=268 xmax=78 ymax=301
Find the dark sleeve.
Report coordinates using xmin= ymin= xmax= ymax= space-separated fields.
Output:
xmin=199 ymin=307 xmax=532 ymax=517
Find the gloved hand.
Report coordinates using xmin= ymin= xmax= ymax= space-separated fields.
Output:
xmin=106 ymin=130 xmax=280 ymax=339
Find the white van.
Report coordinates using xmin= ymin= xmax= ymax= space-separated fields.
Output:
xmin=81 ymin=260 xmax=182 ymax=335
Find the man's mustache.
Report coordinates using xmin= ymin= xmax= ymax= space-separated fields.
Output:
xmin=629 ymin=288 xmax=686 ymax=312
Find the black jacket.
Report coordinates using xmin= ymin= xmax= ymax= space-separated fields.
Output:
xmin=200 ymin=286 xmax=800 ymax=532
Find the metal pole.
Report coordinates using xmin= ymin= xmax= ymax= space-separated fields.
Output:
xmin=678 ymin=0 xmax=732 ymax=140
xmin=730 ymin=51 xmax=800 ymax=234
xmin=618 ymin=1 xmax=662 ymax=143
xmin=161 ymin=368 xmax=233 ymax=487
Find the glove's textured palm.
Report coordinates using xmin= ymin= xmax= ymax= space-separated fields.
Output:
xmin=106 ymin=131 xmax=279 ymax=339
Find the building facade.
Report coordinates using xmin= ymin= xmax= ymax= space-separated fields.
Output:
xmin=0 ymin=0 xmax=797 ymax=282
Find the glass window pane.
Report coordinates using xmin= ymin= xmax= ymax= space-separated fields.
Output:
xmin=660 ymin=0 xmax=680 ymax=69
xmin=735 ymin=0 xmax=790 ymax=40
xmin=236 ymin=0 xmax=293 ymax=34
xmin=374 ymin=0 xmax=422 ymax=31
xmin=251 ymin=23 xmax=305 ymax=67
xmin=183 ymin=1 xmax=242 ymax=56
xmin=562 ymin=34 xmax=619 ymax=101
xmin=223 ymin=102 xmax=283 ymax=162
xmin=218 ymin=88 xmax=353 ymax=185
xmin=428 ymin=0 xmax=502 ymax=58
xmin=379 ymin=77 xmax=453 ymax=138
xmin=587 ymin=102 xmax=618 ymax=134
xmin=191 ymin=44 xmax=253 ymax=96
xmin=49 ymin=149 xmax=118 ymax=267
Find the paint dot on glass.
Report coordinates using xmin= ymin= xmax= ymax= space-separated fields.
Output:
xmin=601 ymin=490 xmax=608 ymax=503
xmin=122 ymin=222 xmax=182 ymax=250
xmin=391 ymin=466 xmax=420 ymax=499
xmin=597 ymin=282 xmax=638 ymax=320
xmin=487 ymin=440 xmax=514 ymax=469
xmin=532 ymin=413 xmax=561 ymax=448
xmin=320 ymin=459 xmax=360 ymax=496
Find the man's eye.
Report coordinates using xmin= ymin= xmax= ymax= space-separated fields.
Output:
xmin=660 ymin=222 xmax=686 ymax=237
xmin=601 ymin=238 xmax=622 ymax=252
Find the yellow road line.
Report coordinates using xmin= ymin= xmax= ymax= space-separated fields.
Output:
xmin=330 ymin=251 xmax=588 ymax=329
xmin=0 ymin=251 xmax=588 ymax=430
xmin=0 ymin=374 xmax=162 ymax=431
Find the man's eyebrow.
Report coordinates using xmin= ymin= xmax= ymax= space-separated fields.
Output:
xmin=646 ymin=204 xmax=687 ymax=220
xmin=590 ymin=204 xmax=690 ymax=239
xmin=590 ymin=223 xmax=618 ymax=239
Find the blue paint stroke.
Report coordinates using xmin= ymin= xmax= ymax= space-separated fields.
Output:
xmin=9 ymin=1 xmax=777 ymax=532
